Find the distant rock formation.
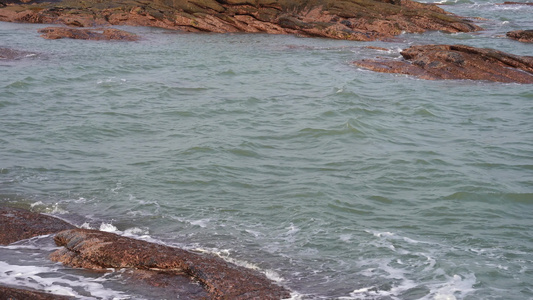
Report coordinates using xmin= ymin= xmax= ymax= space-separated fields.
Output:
xmin=38 ymin=27 xmax=139 ymax=40
xmin=51 ymin=229 xmax=291 ymax=299
xmin=507 ymin=30 xmax=533 ymax=43
xmin=0 ymin=206 xmax=75 ymax=245
xmin=353 ymin=44 xmax=533 ymax=83
xmin=0 ymin=0 xmax=481 ymax=41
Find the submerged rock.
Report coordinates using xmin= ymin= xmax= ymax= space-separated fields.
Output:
xmin=38 ymin=27 xmax=139 ymax=40
xmin=0 ymin=285 xmax=72 ymax=300
xmin=0 ymin=47 xmax=36 ymax=59
xmin=0 ymin=206 xmax=75 ymax=245
xmin=507 ymin=30 xmax=533 ymax=43
xmin=354 ymin=44 xmax=533 ymax=83
xmin=50 ymin=229 xmax=291 ymax=299
xmin=0 ymin=0 xmax=480 ymax=41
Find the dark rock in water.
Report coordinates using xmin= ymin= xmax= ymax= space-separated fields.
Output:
xmin=0 ymin=0 xmax=481 ymax=41
xmin=0 ymin=285 xmax=73 ymax=300
xmin=354 ymin=44 xmax=533 ymax=83
xmin=507 ymin=30 xmax=533 ymax=43
xmin=38 ymin=27 xmax=139 ymax=40
xmin=499 ymin=1 xmax=533 ymax=5
xmin=0 ymin=206 xmax=75 ymax=245
xmin=50 ymin=229 xmax=291 ymax=299
xmin=0 ymin=47 xmax=36 ymax=59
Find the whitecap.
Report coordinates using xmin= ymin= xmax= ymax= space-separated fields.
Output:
xmin=99 ymin=222 xmax=119 ymax=232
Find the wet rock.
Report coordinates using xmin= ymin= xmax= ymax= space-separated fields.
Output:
xmin=0 ymin=0 xmax=481 ymax=41
xmin=353 ymin=44 xmax=533 ymax=83
xmin=38 ymin=26 xmax=139 ymax=40
xmin=499 ymin=1 xmax=533 ymax=5
xmin=0 ymin=285 xmax=72 ymax=300
xmin=507 ymin=30 xmax=533 ymax=43
xmin=50 ymin=229 xmax=291 ymax=299
xmin=0 ymin=206 xmax=75 ymax=245
xmin=0 ymin=47 xmax=35 ymax=59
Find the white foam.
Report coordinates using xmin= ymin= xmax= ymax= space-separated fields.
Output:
xmin=190 ymin=218 xmax=210 ymax=228
xmin=99 ymin=222 xmax=119 ymax=232
xmin=424 ymin=273 xmax=477 ymax=300
xmin=0 ymin=261 xmax=128 ymax=299
xmin=29 ymin=201 xmax=68 ymax=214
xmin=193 ymin=247 xmax=285 ymax=282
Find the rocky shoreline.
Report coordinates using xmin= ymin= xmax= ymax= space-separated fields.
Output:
xmin=1 ymin=0 xmax=532 ymax=83
xmin=0 ymin=0 xmax=480 ymax=41
xmin=0 ymin=206 xmax=291 ymax=299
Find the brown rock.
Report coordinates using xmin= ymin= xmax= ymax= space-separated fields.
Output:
xmin=38 ymin=27 xmax=139 ymax=40
xmin=0 ymin=206 xmax=75 ymax=245
xmin=0 ymin=0 xmax=481 ymax=41
xmin=507 ymin=30 xmax=533 ymax=43
xmin=354 ymin=44 xmax=533 ymax=83
xmin=0 ymin=285 xmax=72 ymax=300
xmin=50 ymin=229 xmax=291 ymax=300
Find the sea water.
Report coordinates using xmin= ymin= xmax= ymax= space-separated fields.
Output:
xmin=1 ymin=0 xmax=532 ymax=299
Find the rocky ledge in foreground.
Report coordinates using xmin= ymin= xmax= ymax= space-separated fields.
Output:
xmin=354 ymin=44 xmax=533 ymax=83
xmin=0 ymin=206 xmax=75 ymax=245
xmin=38 ymin=26 xmax=139 ymax=40
xmin=507 ymin=30 xmax=533 ymax=43
xmin=0 ymin=286 xmax=73 ymax=300
xmin=50 ymin=229 xmax=291 ymax=299
xmin=0 ymin=0 xmax=480 ymax=41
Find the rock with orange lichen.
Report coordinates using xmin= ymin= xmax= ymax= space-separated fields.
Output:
xmin=38 ymin=27 xmax=139 ymax=40
xmin=0 ymin=0 xmax=481 ymax=41
xmin=507 ymin=30 xmax=533 ymax=43
xmin=50 ymin=229 xmax=291 ymax=300
xmin=354 ymin=44 xmax=533 ymax=83
xmin=0 ymin=206 xmax=75 ymax=245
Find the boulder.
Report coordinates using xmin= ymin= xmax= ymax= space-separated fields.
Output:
xmin=507 ymin=30 xmax=533 ymax=43
xmin=0 ymin=0 xmax=481 ymax=41
xmin=50 ymin=229 xmax=291 ymax=300
xmin=38 ymin=27 xmax=139 ymax=40
xmin=0 ymin=206 xmax=75 ymax=245
xmin=354 ymin=44 xmax=533 ymax=83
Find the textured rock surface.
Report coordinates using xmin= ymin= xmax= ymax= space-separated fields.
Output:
xmin=50 ymin=229 xmax=291 ymax=300
xmin=0 ymin=206 xmax=75 ymax=245
xmin=354 ymin=44 xmax=533 ymax=83
xmin=0 ymin=0 xmax=480 ymax=41
xmin=38 ymin=26 xmax=139 ymax=40
xmin=0 ymin=285 xmax=73 ymax=300
xmin=507 ymin=29 xmax=533 ymax=43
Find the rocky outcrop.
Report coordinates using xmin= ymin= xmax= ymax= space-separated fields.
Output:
xmin=0 ymin=206 xmax=75 ymax=245
xmin=0 ymin=0 xmax=480 ymax=41
xmin=50 ymin=229 xmax=291 ymax=300
xmin=354 ymin=44 xmax=533 ymax=83
xmin=38 ymin=27 xmax=138 ymax=40
xmin=507 ymin=30 xmax=533 ymax=43
xmin=0 ymin=285 xmax=73 ymax=300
